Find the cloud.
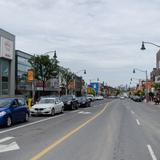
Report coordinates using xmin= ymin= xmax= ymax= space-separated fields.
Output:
xmin=0 ymin=0 xmax=160 ymax=86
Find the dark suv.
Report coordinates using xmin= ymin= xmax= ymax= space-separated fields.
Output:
xmin=60 ymin=95 xmax=79 ymax=110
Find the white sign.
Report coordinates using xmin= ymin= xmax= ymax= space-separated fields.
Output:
xmin=0 ymin=37 xmax=14 ymax=60
xmin=155 ymin=75 xmax=160 ymax=83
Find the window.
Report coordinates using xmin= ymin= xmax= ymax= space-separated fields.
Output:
xmin=0 ymin=59 xmax=9 ymax=95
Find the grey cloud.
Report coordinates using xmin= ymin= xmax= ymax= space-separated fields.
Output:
xmin=0 ymin=0 xmax=160 ymax=86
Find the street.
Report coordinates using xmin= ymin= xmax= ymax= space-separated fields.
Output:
xmin=0 ymin=99 xmax=160 ymax=160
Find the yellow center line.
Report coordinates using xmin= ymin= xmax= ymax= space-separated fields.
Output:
xmin=30 ymin=104 xmax=109 ymax=160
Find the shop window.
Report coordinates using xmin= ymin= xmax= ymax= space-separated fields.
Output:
xmin=0 ymin=60 xmax=9 ymax=95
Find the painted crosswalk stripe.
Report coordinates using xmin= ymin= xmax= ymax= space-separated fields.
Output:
xmin=0 ymin=137 xmax=14 ymax=143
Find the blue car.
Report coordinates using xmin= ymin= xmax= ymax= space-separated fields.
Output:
xmin=0 ymin=98 xmax=30 ymax=127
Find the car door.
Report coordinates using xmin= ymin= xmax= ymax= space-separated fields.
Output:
xmin=10 ymin=99 xmax=23 ymax=123
xmin=53 ymin=98 xmax=59 ymax=113
xmin=57 ymin=99 xmax=63 ymax=113
xmin=55 ymin=98 xmax=61 ymax=113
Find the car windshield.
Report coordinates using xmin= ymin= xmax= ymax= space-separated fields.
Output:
xmin=38 ymin=99 xmax=55 ymax=104
xmin=18 ymin=98 xmax=26 ymax=106
xmin=61 ymin=96 xmax=72 ymax=101
xmin=0 ymin=99 xmax=12 ymax=108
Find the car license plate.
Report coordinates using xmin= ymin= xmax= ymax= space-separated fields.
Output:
xmin=37 ymin=110 xmax=41 ymax=114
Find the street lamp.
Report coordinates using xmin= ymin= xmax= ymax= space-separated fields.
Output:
xmin=75 ymin=69 xmax=86 ymax=75
xmin=141 ymin=41 xmax=160 ymax=50
xmin=133 ymin=68 xmax=148 ymax=102
xmin=133 ymin=68 xmax=148 ymax=81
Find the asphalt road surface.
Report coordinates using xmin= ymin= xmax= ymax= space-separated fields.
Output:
xmin=0 ymin=99 xmax=160 ymax=160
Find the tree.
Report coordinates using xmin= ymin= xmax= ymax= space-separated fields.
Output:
xmin=59 ymin=67 xmax=74 ymax=95
xmin=28 ymin=55 xmax=58 ymax=92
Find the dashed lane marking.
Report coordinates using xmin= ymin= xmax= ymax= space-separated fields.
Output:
xmin=136 ymin=119 xmax=140 ymax=126
xmin=147 ymin=145 xmax=157 ymax=160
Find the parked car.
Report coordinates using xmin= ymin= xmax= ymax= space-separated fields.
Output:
xmin=86 ymin=94 xmax=95 ymax=101
xmin=0 ymin=98 xmax=30 ymax=127
xmin=77 ymin=96 xmax=91 ymax=107
xmin=95 ymin=95 xmax=104 ymax=100
xmin=60 ymin=95 xmax=79 ymax=110
xmin=130 ymin=96 xmax=143 ymax=102
xmin=30 ymin=97 xmax=64 ymax=116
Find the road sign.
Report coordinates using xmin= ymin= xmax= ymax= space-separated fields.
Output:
xmin=27 ymin=69 xmax=34 ymax=81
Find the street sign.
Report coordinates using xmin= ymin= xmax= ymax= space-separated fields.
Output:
xmin=27 ymin=69 xmax=34 ymax=81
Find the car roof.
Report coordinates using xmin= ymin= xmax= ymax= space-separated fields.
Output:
xmin=0 ymin=98 xmax=17 ymax=100
xmin=40 ymin=97 xmax=56 ymax=99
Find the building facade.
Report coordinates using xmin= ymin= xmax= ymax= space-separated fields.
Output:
xmin=0 ymin=29 xmax=15 ymax=97
xmin=15 ymin=50 xmax=32 ymax=97
xmin=15 ymin=50 xmax=61 ymax=100
xmin=150 ymin=50 xmax=160 ymax=82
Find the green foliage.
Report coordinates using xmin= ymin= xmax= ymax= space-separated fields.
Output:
xmin=28 ymin=54 xmax=59 ymax=91
xmin=153 ymin=83 xmax=160 ymax=90
xmin=59 ymin=67 xmax=74 ymax=87
xmin=135 ymin=90 xmax=145 ymax=96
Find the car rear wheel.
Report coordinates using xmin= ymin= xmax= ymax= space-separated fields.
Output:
xmin=6 ymin=116 xmax=12 ymax=127
xmin=51 ymin=108 xmax=55 ymax=116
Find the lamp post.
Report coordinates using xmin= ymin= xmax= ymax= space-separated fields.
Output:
xmin=75 ymin=69 xmax=86 ymax=75
xmin=140 ymin=41 xmax=160 ymax=102
xmin=133 ymin=68 xmax=148 ymax=102
xmin=141 ymin=41 xmax=160 ymax=50
xmin=133 ymin=68 xmax=148 ymax=81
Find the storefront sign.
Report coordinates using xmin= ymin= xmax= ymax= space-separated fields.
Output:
xmin=27 ymin=69 xmax=34 ymax=81
xmin=0 ymin=37 xmax=14 ymax=60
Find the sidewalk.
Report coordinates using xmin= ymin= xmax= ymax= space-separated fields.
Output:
xmin=143 ymin=100 xmax=160 ymax=109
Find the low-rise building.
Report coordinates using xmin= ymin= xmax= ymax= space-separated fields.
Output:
xmin=0 ymin=28 xmax=15 ymax=97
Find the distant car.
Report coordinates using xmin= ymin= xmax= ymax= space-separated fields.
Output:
xmin=60 ymin=95 xmax=79 ymax=110
xmin=30 ymin=97 xmax=64 ymax=116
xmin=77 ymin=96 xmax=91 ymax=107
xmin=95 ymin=95 xmax=104 ymax=100
xmin=86 ymin=94 xmax=95 ymax=101
xmin=120 ymin=96 xmax=125 ymax=99
xmin=131 ymin=96 xmax=143 ymax=102
xmin=0 ymin=98 xmax=30 ymax=127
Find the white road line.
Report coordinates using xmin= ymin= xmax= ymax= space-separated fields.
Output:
xmin=70 ymin=110 xmax=79 ymax=113
xmin=136 ymin=119 xmax=140 ymax=126
xmin=0 ymin=110 xmax=81 ymax=134
xmin=147 ymin=145 xmax=157 ymax=160
xmin=0 ymin=137 xmax=14 ymax=143
xmin=0 ymin=114 xmax=64 ymax=134
xmin=131 ymin=110 xmax=135 ymax=114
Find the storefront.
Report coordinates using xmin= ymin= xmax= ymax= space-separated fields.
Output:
xmin=0 ymin=29 xmax=15 ymax=97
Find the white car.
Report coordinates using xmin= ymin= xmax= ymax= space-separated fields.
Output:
xmin=95 ymin=95 xmax=104 ymax=100
xmin=30 ymin=97 xmax=64 ymax=116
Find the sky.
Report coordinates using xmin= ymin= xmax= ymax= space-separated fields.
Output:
xmin=0 ymin=0 xmax=160 ymax=87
